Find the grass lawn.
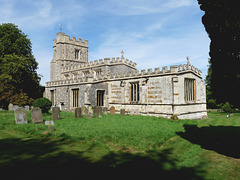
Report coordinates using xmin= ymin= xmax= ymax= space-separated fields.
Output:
xmin=1 ymin=111 xmax=240 ymax=179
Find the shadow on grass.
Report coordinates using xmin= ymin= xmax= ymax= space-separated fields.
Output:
xmin=178 ymin=125 xmax=240 ymax=159
xmin=0 ymin=136 xmax=205 ymax=179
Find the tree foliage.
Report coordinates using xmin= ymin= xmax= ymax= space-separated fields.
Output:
xmin=198 ymin=0 xmax=240 ymax=108
xmin=0 ymin=23 xmax=44 ymax=109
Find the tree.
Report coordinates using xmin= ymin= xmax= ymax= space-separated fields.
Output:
xmin=0 ymin=23 xmax=44 ymax=109
xmin=198 ymin=0 xmax=240 ymax=108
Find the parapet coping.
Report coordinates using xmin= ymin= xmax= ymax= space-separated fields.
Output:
xmin=46 ymin=63 xmax=202 ymax=87
xmin=61 ymin=57 xmax=137 ymax=73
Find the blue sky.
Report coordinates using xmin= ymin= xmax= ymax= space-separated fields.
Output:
xmin=0 ymin=0 xmax=210 ymax=85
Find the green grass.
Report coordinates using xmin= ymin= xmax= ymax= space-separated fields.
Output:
xmin=1 ymin=110 xmax=240 ymax=179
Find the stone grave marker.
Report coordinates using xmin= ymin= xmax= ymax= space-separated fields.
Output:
xmin=14 ymin=107 xmax=28 ymax=124
xmin=103 ymin=107 xmax=108 ymax=115
xmin=130 ymin=109 xmax=135 ymax=115
xmin=120 ymin=109 xmax=125 ymax=115
xmin=52 ymin=106 xmax=60 ymax=120
xmin=45 ymin=120 xmax=54 ymax=126
xmin=75 ymin=107 xmax=82 ymax=118
xmin=81 ymin=106 xmax=87 ymax=115
xmin=13 ymin=105 xmax=19 ymax=111
xmin=25 ymin=105 xmax=30 ymax=111
xmin=97 ymin=106 xmax=102 ymax=117
xmin=86 ymin=106 xmax=93 ymax=118
xmin=8 ymin=103 xmax=14 ymax=111
xmin=110 ymin=106 xmax=115 ymax=115
xmin=31 ymin=107 xmax=43 ymax=124
xmin=93 ymin=106 xmax=98 ymax=115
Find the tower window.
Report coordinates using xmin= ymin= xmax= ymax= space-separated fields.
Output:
xmin=75 ymin=50 xmax=80 ymax=59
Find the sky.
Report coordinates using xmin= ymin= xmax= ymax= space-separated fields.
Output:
xmin=0 ymin=0 xmax=210 ymax=85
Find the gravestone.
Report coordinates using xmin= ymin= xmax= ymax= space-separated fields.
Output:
xmin=88 ymin=106 xmax=93 ymax=114
xmin=31 ymin=107 xmax=43 ymax=124
xmin=110 ymin=106 xmax=115 ymax=115
xmin=86 ymin=106 xmax=93 ymax=118
xmin=81 ymin=106 xmax=87 ymax=115
xmin=120 ymin=109 xmax=125 ymax=115
xmin=45 ymin=120 xmax=54 ymax=126
xmin=93 ymin=106 xmax=98 ymax=115
xmin=52 ymin=106 xmax=60 ymax=120
xmin=8 ymin=103 xmax=14 ymax=111
xmin=75 ymin=107 xmax=82 ymax=118
xmin=25 ymin=105 xmax=30 ymax=111
xmin=130 ymin=109 xmax=135 ymax=115
xmin=97 ymin=106 xmax=102 ymax=117
xmin=14 ymin=107 xmax=28 ymax=124
xmin=103 ymin=107 xmax=108 ymax=115
xmin=13 ymin=105 xmax=19 ymax=111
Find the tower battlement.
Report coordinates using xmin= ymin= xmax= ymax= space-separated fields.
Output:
xmin=53 ymin=32 xmax=88 ymax=48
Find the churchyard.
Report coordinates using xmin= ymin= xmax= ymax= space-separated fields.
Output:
xmin=1 ymin=109 xmax=240 ymax=179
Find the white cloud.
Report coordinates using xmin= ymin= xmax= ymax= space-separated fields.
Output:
xmin=90 ymin=26 xmax=210 ymax=78
xmin=96 ymin=0 xmax=195 ymax=15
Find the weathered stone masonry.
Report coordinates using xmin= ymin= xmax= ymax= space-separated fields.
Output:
xmin=45 ymin=32 xmax=207 ymax=119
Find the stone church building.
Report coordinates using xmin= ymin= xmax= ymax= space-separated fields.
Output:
xmin=44 ymin=32 xmax=207 ymax=119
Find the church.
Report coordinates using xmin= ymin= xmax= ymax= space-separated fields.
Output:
xmin=44 ymin=32 xmax=207 ymax=119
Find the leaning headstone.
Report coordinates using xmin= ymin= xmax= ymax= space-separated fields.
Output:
xmin=31 ymin=107 xmax=43 ymax=124
xmin=120 ymin=109 xmax=125 ymax=115
xmin=45 ymin=120 xmax=54 ymax=126
xmin=75 ymin=107 xmax=82 ymax=118
xmin=14 ymin=107 xmax=28 ymax=124
xmin=97 ymin=106 xmax=102 ymax=117
xmin=103 ymin=107 xmax=108 ymax=115
xmin=25 ymin=105 xmax=30 ymax=111
xmin=52 ymin=106 xmax=60 ymax=120
xmin=110 ymin=106 xmax=115 ymax=115
xmin=8 ymin=103 xmax=14 ymax=111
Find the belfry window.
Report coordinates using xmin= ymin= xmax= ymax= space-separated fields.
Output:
xmin=75 ymin=50 xmax=80 ymax=59
xmin=72 ymin=89 xmax=79 ymax=107
xmin=130 ymin=82 xmax=139 ymax=103
xmin=184 ymin=78 xmax=196 ymax=102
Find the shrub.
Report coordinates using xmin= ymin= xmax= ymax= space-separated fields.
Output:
xmin=218 ymin=102 xmax=233 ymax=113
xmin=33 ymin=97 xmax=52 ymax=113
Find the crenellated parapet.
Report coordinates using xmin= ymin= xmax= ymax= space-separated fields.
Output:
xmin=46 ymin=62 xmax=202 ymax=87
xmin=61 ymin=57 xmax=137 ymax=73
xmin=53 ymin=32 xmax=88 ymax=48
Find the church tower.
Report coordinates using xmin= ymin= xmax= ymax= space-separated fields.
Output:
xmin=50 ymin=32 xmax=88 ymax=81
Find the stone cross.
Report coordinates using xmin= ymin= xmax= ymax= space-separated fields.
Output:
xmin=121 ymin=50 xmax=124 ymax=59
xmin=186 ymin=56 xmax=190 ymax=65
